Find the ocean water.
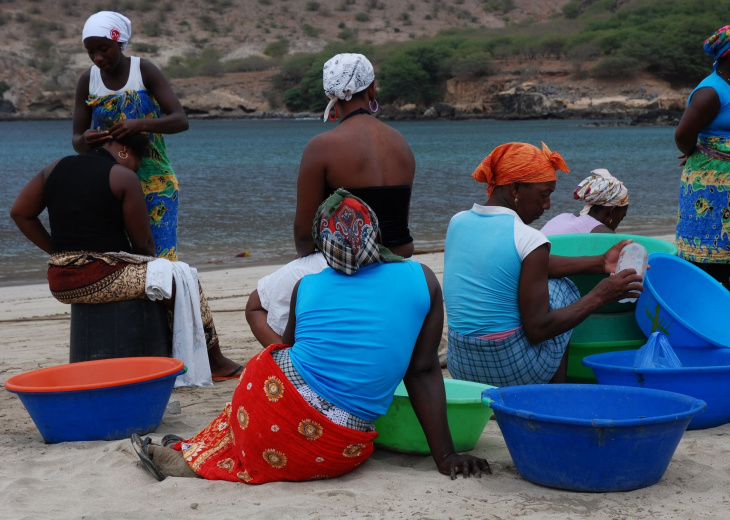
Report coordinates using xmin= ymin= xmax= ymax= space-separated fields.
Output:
xmin=0 ymin=118 xmax=681 ymax=286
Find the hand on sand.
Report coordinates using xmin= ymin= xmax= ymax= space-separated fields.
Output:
xmin=437 ymin=453 xmax=491 ymax=480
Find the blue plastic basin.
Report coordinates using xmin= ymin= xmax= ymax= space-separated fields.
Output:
xmin=583 ymin=347 xmax=730 ymax=429
xmin=5 ymin=357 xmax=185 ymax=443
xmin=636 ymin=253 xmax=730 ymax=348
xmin=483 ymin=384 xmax=705 ymax=492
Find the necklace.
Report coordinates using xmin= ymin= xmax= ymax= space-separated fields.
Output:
xmin=717 ymin=68 xmax=730 ymax=84
xmin=339 ymin=107 xmax=370 ymax=124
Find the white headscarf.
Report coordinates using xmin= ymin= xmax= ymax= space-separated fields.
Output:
xmin=322 ymin=53 xmax=375 ymax=122
xmin=82 ymin=11 xmax=131 ymax=51
xmin=574 ymin=168 xmax=629 ymax=215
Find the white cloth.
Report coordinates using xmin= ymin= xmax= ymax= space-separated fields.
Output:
xmin=82 ymin=11 xmax=131 ymax=50
xmin=575 ymin=168 xmax=629 ymax=215
xmin=145 ymin=259 xmax=213 ymax=388
xmin=256 ymin=253 xmax=329 ymax=335
xmin=89 ymin=56 xmax=145 ymax=96
xmin=322 ymin=53 xmax=375 ymax=122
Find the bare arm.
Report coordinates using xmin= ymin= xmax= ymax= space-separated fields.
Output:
xmin=109 ymin=165 xmax=155 ymax=256
xmin=675 ymin=87 xmax=720 ymax=157
xmin=294 ymin=136 xmax=328 ymax=257
xmin=590 ymin=224 xmax=614 ymax=234
xmin=547 ymin=239 xmax=630 ymax=278
xmin=281 ymin=280 xmax=301 ymax=346
xmin=403 ymin=265 xmax=490 ymax=479
xmin=520 ymin=245 xmax=643 ymax=344
xmin=9 ymin=164 xmax=58 ymax=254
xmin=72 ymin=70 xmax=111 ymax=153
xmin=105 ymin=60 xmax=189 ymax=140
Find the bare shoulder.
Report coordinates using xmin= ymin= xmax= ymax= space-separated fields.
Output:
xmin=77 ymin=68 xmax=91 ymax=83
xmin=139 ymin=57 xmax=162 ymax=74
xmin=75 ymin=69 xmax=91 ymax=93
xmin=110 ymin=164 xmax=141 ymax=185
xmin=301 ymin=127 xmax=341 ymax=156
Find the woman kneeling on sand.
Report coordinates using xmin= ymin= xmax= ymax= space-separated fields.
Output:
xmin=443 ymin=142 xmax=642 ymax=387
xmin=9 ymin=133 xmax=241 ymax=384
xmin=132 ymin=190 xmax=490 ymax=483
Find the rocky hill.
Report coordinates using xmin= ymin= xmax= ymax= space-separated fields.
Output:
xmin=0 ymin=0 xmax=689 ymax=121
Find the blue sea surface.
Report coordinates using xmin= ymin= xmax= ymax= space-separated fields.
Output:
xmin=0 ymin=118 xmax=680 ymax=286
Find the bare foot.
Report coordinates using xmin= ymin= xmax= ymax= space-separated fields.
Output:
xmin=208 ymin=345 xmax=243 ymax=381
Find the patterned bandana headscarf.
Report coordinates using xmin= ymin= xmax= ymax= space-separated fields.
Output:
xmin=322 ymin=53 xmax=375 ymax=122
xmin=313 ymin=189 xmax=403 ymax=275
xmin=704 ymin=25 xmax=730 ymax=69
xmin=82 ymin=11 xmax=131 ymax=51
xmin=472 ymin=141 xmax=569 ymax=196
xmin=574 ymin=168 xmax=629 ymax=215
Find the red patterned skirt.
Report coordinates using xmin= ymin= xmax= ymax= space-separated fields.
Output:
xmin=173 ymin=344 xmax=378 ymax=484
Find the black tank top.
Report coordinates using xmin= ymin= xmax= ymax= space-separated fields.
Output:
xmin=44 ymin=148 xmax=133 ymax=253
xmin=329 ymin=185 xmax=413 ymax=247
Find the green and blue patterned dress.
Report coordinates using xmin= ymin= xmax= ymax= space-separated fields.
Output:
xmin=87 ymin=89 xmax=179 ymax=260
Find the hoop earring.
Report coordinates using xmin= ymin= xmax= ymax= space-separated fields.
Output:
xmin=608 ymin=217 xmax=613 ymax=225
xmin=514 ymin=197 xmax=518 ymax=205
xmin=118 ymin=150 xmax=129 ymax=160
xmin=328 ymin=105 xmax=338 ymax=122
xmin=369 ymin=99 xmax=379 ymax=113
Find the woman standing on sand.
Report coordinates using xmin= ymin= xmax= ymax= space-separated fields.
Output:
xmin=72 ymin=11 xmax=188 ymax=260
xmin=675 ymin=25 xmax=730 ymax=290
xmin=245 ymin=53 xmax=416 ymax=347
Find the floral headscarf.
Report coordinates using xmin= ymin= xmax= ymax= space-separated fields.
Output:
xmin=705 ymin=26 xmax=730 ymax=69
xmin=313 ymin=189 xmax=402 ymax=275
xmin=574 ymin=168 xmax=629 ymax=215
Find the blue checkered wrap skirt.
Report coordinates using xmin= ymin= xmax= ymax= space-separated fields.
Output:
xmin=446 ymin=278 xmax=580 ymax=387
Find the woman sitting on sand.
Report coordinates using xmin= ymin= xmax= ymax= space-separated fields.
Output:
xmin=245 ymin=53 xmax=416 ymax=347
xmin=131 ymin=190 xmax=490 ymax=483
xmin=540 ymin=168 xmax=629 ymax=235
xmin=443 ymin=142 xmax=642 ymax=387
xmin=9 ymin=133 xmax=241 ymax=383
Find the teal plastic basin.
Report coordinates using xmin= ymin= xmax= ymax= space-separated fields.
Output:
xmin=567 ymin=311 xmax=648 ymax=383
xmin=548 ymin=233 xmax=677 ymax=314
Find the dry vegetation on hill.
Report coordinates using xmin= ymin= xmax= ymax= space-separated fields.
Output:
xmin=0 ymin=0 xmax=698 ymax=120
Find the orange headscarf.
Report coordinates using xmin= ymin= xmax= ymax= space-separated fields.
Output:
xmin=472 ymin=142 xmax=570 ymax=196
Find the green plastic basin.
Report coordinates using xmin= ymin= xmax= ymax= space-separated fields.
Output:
xmin=548 ymin=233 xmax=677 ymax=314
xmin=373 ymin=379 xmax=495 ymax=455
xmin=567 ymin=311 xmax=648 ymax=383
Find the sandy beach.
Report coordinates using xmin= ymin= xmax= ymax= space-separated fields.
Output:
xmin=1 ymin=250 xmax=726 ymax=520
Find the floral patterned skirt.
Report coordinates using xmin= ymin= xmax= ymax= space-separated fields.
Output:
xmin=172 ymin=344 xmax=378 ymax=484
xmin=677 ymin=136 xmax=730 ymax=264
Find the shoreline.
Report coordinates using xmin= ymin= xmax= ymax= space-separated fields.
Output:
xmin=2 ymin=247 xmax=730 ymax=519
xmin=0 ymin=229 xmax=677 ymax=289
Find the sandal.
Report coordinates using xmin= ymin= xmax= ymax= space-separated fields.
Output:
xmin=131 ymin=434 xmax=165 ymax=482
xmin=161 ymin=434 xmax=184 ymax=448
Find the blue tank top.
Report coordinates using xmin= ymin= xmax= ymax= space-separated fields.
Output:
xmin=288 ymin=261 xmax=430 ymax=422
xmin=689 ymin=72 xmax=730 ymax=138
xmin=444 ymin=210 xmax=523 ymax=336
